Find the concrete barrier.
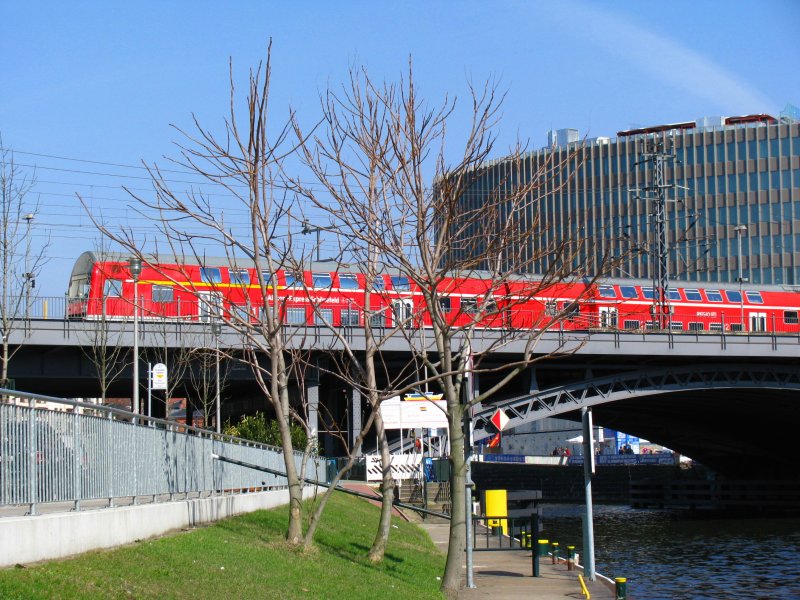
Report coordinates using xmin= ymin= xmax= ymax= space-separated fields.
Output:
xmin=0 ymin=487 xmax=319 ymax=567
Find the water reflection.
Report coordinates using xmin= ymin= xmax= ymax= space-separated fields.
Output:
xmin=540 ymin=505 xmax=800 ymax=599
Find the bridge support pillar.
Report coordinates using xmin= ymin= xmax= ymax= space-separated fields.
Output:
xmin=306 ymin=365 xmax=319 ymax=454
xmin=349 ymin=388 xmax=361 ymax=454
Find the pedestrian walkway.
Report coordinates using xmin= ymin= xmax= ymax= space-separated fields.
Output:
xmin=420 ymin=522 xmax=615 ymax=599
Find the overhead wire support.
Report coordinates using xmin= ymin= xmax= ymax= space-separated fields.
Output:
xmin=630 ymin=136 xmax=680 ymax=329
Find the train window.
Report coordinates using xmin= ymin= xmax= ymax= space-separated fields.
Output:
xmin=744 ymin=291 xmax=763 ymax=304
xmin=259 ymin=271 xmax=274 ymax=287
xmin=438 ymin=297 xmax=451 ymax=313
xmin=668 ymin=289 xmax=681 ymax=301
xmin=312 ymin=273 xmax=332 ymax=288
xmin=562 ymin=301 xmax=580 ymax=321
xmin=152 ymin=285 xmax=173 ymax=303
xmin=545 ymin=301 xmax=557 ymax=316
xmin=619 ymin=286 xmax=638 ymax=299
xmin=642 ymin=288 xmax=654 ymax=300
xmin=598 ymin=285 xmax=616 ymax=298
xmin=670 ymin=322 xmax=684 ymax=331
xmin=391 ymin=276 xmax=410 ymax=291
xmin=341 ymin=309 xmax=360 ymax=326
xmin=623 ymin=320 xmax=640 ymax=330
xmin=483 ymin=298 xmax=498 ymax=313
xmin=230 ymin=303 xmax=250 ymax=322
xmin=462 ymin=298 xmax=479 ymax=314
xmin=104 ymin=279 xmax=122 ymax=297
xmin=338 ymin=274 xmax=359 ymax=290
xmin=372 ymin=276 xmax=386 ymax=290
xmin=706 ymin=290 xmax=723 ymax=302
xmin=231 ymin=269 xmax=250 ymax=285
xmin=369 ymin=310 xmax=385 ymax=327
xmin=285 ymin=307 xmax=306 ymax=324
xmin=709 ymin=323 xmax=723 ymax=331
xmin=730 ymin=323 xmax=744 ymax=332
xmin=200 ymin=267 xmax=222 ymax=284
xmin=315 ymin=308 xmax=333 ymax=325
xmin=784 ymin=311 xmax=799 ymax=324
xmin=725 ymin=290 xmax=742 ymax=303
xmin=688 ymin=322 xmax=705 ymax=331
xmin=284 ymin=272 xmax=302 ymax=287
xmin=684 ymin=289 xmax=702 ymax=301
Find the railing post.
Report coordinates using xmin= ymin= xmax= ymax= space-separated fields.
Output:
xmin=73 ymin=410 xmax=81 ymax=511
xmin=28 ymin=397 xmax=37 ymax=516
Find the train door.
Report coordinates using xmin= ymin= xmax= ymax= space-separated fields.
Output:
xmin=599 ymin=306 xmax=618 ymax=329
xmin=391 ymin=299 xmax=413 ymax=329
xmin=749 ymin=311 xmax=767 ymax=332
xmin=198 ymin=292 xmax=223 ymax=322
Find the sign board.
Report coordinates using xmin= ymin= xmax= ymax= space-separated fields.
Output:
xmin=490 ymin=408 xmax=509 ymax=431
xmin=151 ymin=363 xmax=168 ymax=391
xmin=380 ymin=396 xmax=448 ymax=429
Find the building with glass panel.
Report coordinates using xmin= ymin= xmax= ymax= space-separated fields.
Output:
xmin=449 ymin=113 xmax=800 ymax=285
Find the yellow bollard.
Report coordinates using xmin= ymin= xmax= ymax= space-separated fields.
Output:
xmin=485 ymin=489 xmax=508 ymax=536
xmin=551 ymin=541 xmax=559 ymax=564
xmin=567 ymin=545 xmax=575 ymax=571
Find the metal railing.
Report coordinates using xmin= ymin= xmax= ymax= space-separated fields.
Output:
xmin=0 ymin=390 xmax=324 ymax=515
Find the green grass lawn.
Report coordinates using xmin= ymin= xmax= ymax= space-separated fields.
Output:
xmin=0 ymin=492 xmax=446 ymax=599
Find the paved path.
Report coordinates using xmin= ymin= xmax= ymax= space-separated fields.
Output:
xmin=420 ymin=522 xmax=615 ymax=599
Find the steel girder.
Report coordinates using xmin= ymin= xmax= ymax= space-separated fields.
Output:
xmin=472 ymin=363 xmax=800 ymax=440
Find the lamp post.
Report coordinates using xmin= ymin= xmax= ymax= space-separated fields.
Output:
xmin=211 ymin=322 xmax=222 ymax=433
xmin=301 ymin=219 xmax=322 ymax=262
xmin=734 ymin=225 xmax=748 ymax=330
xmin=23 ymin=213 xmax=34 ymax=323
xmin=128 ymin=256 xmax=143 ymax=417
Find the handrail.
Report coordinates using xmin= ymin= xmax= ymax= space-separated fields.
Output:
xmin=578 ymin=573 xmax=591 ymax=599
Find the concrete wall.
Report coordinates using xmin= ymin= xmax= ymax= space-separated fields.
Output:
xmin=0 ymin=487 xmax=319 ymax=568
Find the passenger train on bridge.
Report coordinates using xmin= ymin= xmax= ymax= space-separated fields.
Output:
xmin=67 ymin=251 xmax=800 ymax=334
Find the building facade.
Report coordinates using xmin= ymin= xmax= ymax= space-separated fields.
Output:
xmin=450 ymin=113 xmax=800 ymax=285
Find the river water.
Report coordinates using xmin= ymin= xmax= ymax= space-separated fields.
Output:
xmin=540 ymin=504 xmax=800 ymax=599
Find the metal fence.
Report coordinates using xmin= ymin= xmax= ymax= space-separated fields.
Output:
xmin=0 ymin=390 xmax=324 ymax=515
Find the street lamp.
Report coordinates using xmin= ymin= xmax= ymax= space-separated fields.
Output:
xmin=128 ymin=256 xmax=143 ymax=418
xmin=734 ymin=225 xmax=748 ymax=331
xmin=23 ymin=213 xmax=34 ymax=323
xmin=301 ymin=219 xmax=322 ymax=262
xmin=211 ymin=321 xmax=222 ymax=433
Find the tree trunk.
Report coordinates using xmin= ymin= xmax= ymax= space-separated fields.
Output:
xmin=441 ymin=403 xmax=466 ymax=597
xmin=368 ymin=406 xmax=394 ymax=562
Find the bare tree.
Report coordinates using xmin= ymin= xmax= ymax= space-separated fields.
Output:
xmin=294 ymin=63 xmax=619 ymax=596
xmin=0 ymin=141 xmax=48 ymax=393
xmin=81 ymin=44 xmax=315 ymax=545
xmin=184 ymin=328 xmax=232 ymax=428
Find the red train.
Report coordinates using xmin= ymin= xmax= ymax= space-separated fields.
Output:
xmin=67 ymin=251 xmax=800 ymax=334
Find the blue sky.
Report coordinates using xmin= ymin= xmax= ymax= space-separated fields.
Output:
xmin=2 ymin=0 xmax=799 ymax=296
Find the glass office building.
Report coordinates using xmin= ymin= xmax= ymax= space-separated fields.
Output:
xmin=450 ymin=113 xmax=800 ymax=285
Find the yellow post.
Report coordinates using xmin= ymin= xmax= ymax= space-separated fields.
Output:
xmin=43 ymin=300 xmax=48 ymax=320
xmin=485 ymin=489 xmax=508 ymax=536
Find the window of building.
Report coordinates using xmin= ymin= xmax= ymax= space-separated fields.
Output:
xmin=744 ymin=291 xmax=763 ymax=304
xmin=684 ymin=289 xmax=702 ymax=302
xmin=200 ymin=267 xmax=222 ymax=284
xmin=391 ymin=276 xmax=410 ymax=291
xmin=104 ymin=279 xmax=122 ymax=297
xmin=285 ymin=307 xmax=306 ymax=324
xmin=338 ymin=274 xmax=359 ymax=289
xmin=152 ymin=285 xmax=173 ymax=303
xmin=725 ymin=290 xmax=742 ymax=303
xmin=706 ymin=290 xmax=723 ymax=302
xmin=619 ymin=285 xmax=638 ymax=299
xmin=784 ymin=311 xmax=799 ymax=324
xmin=598 ymin=285 xmax=616 ymax=298
xmin=231 ymin=269 xmax=250 ymax=286
xmin=312 ymin=273 xmax=332 ymax=288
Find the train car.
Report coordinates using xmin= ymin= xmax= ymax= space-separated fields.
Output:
xmin=66 ymin=251 xmax=800 ymax=334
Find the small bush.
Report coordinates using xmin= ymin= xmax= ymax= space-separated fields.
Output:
xmin=224 ymin=412 xmax=307 ymax=450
